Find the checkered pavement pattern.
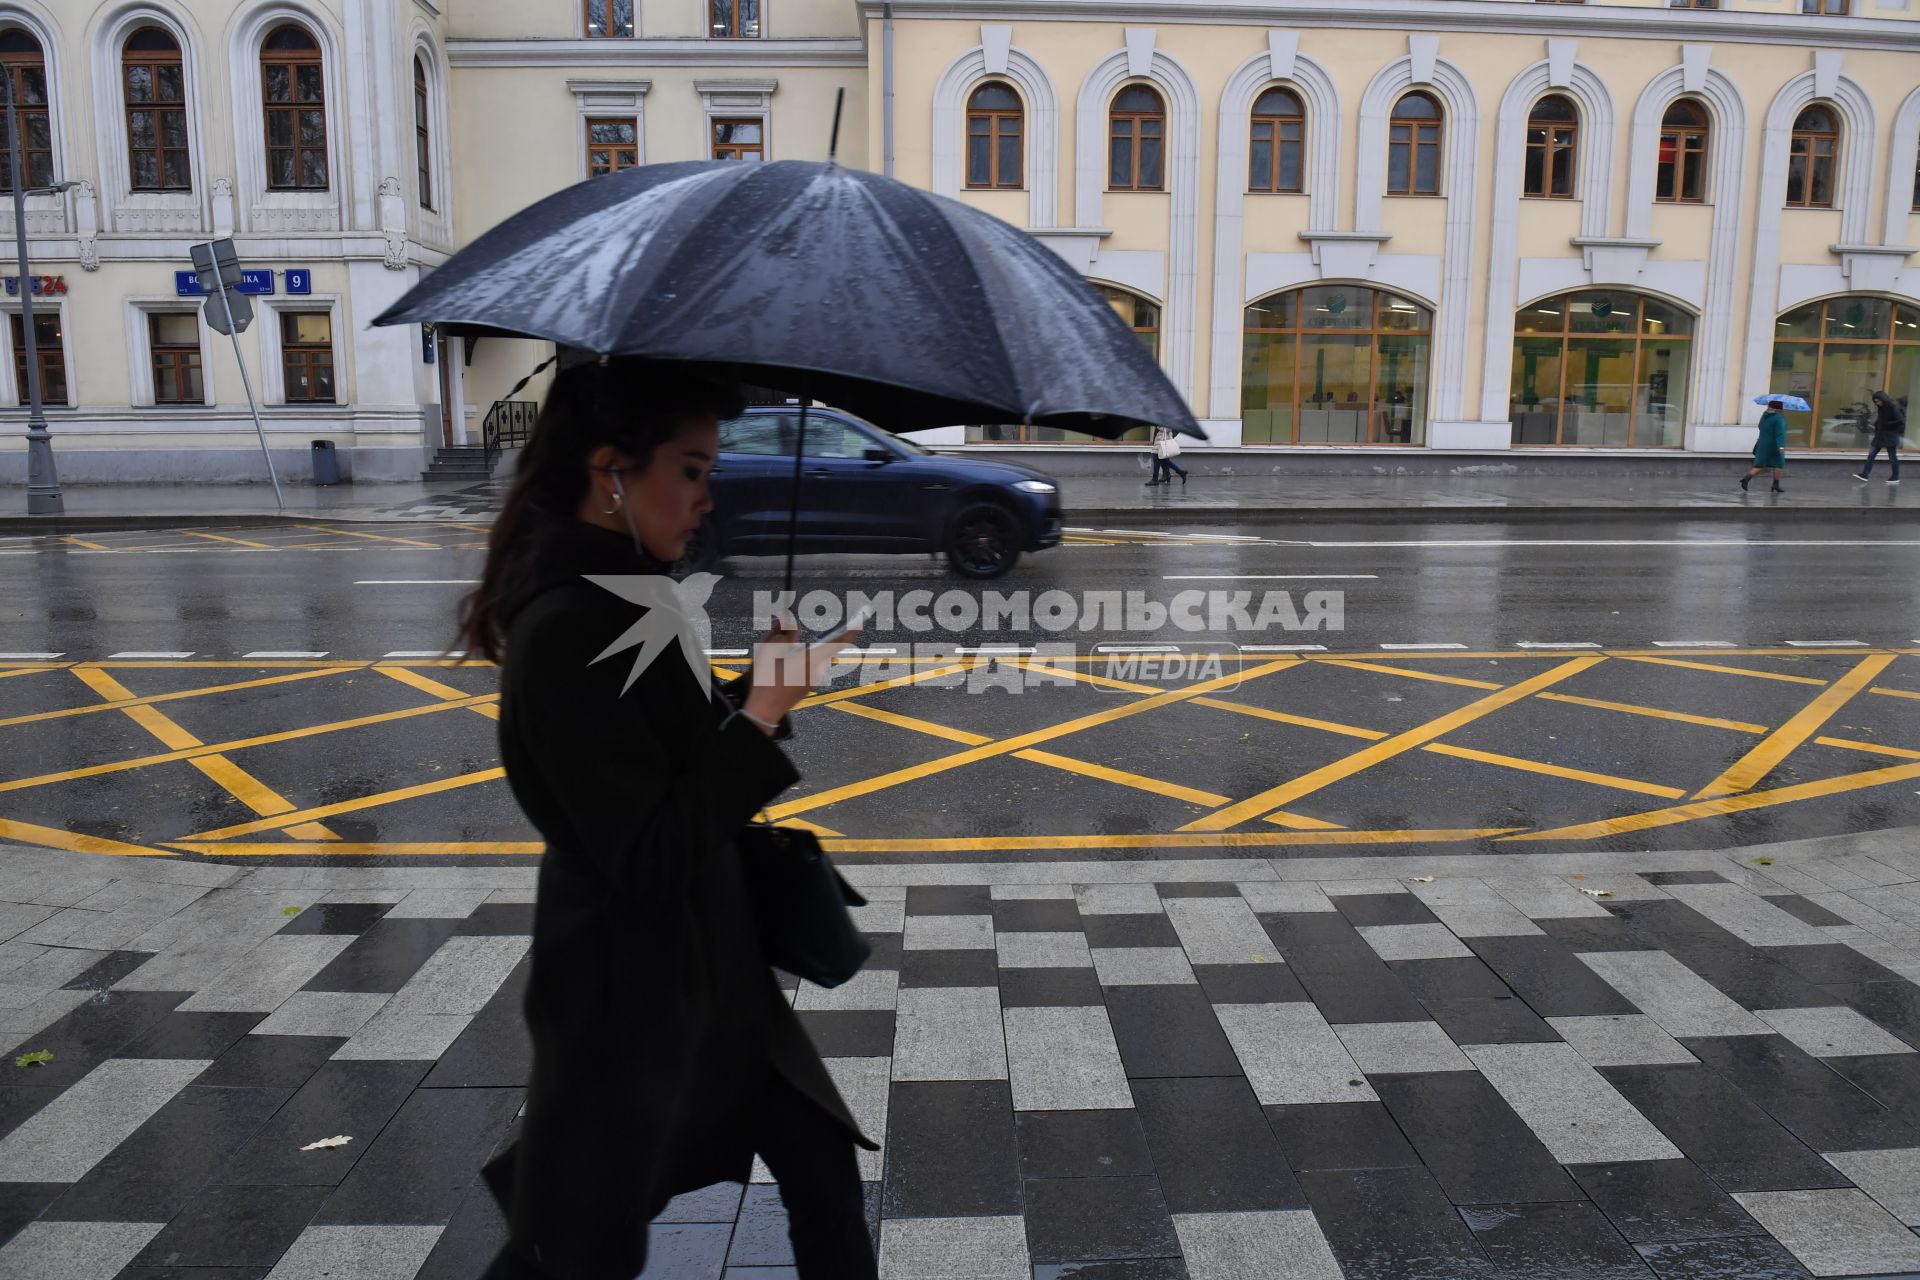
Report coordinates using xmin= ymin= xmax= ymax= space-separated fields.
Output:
xmin=12 ymin=846 xmax=1920 ymax=1277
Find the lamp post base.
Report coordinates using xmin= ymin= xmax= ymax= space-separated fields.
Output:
xmin=25 ymin=429 xmax=62 ymax=515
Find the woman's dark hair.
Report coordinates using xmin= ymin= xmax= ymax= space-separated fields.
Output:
xmin=457 ymin=360 xmax=745 ymax=662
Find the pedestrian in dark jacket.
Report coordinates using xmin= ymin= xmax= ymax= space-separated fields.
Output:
xmin=1854 ymin=390 xmax=1906 ymax=484
xmin=467 ymin=361 xmax=878 ymax=1280
xmin=1741 ymin=400 xmax=1788 ymax=493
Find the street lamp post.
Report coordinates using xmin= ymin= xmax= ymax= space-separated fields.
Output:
xmin=2 ymin=67 xmax=65 ymax=514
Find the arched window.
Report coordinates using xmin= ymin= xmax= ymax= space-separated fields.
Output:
xmin=1657 ymin=98 xmax=1710 ymax=203
xmin=262 ymin=24 xmax=327 ymax=192
xmin=1509 ymin=291 xmax=1694 ymax=448
xmin=1770 ymin=297 xmax=1920 ymax=449
xmin=1241 ymin=286 xmax=1433 ymax=445
xmin=1249 ymin=87 xmax=1304 ymax=194
xmin=1524 ymin=95 xmax=1578 ymax=199
xmin=965 ymin=82 xmax=1021 ymax=190
xmin=0 ymin=29 xmax=51 ymax=191
xmin=124 ymin=27 xmax=188 ymax=192
xmin=967 ymin=285 xmax=1157 ymax=443
xmin=413 ymin=56 xmax=432 ymax=210
xmin=1388 ymin=92 xmax=1443 ymax=196
xmin=1108 ymin=85 xmax=1165 ymax=192
xmin=1787 ymin=105 xmax=1838 ymax=209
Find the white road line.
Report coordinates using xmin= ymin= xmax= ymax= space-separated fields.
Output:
xmin=1160 ymin=574 xmax=1378 ymax=581
xmin=705 ymin=648 xmax=750 ymax=657
xmin=1379 ymin=642 xmax=1467 ymax=651
xmin=381 ymin=649 xmax=464 ymax=658
xmin=0 ymin=651 xmax=61 ymax=659
xmin=108 ymin=651 xmax=194 ymax=659
xmin=353 ymin=579 xmax=479 ymax=585
xmin=1243 ymin=644 xmax=1328 ymax=652
xmin=1516 ymin=641 xmax=1602 ymax=649
xmin=1300 ymin=539 xmax=1920 ymax=548
xmin=243 ymin=650 xmax=329 ymax=659
xmin=1651 ymin=640 xmax=1736 ymax=648
xmin=1094 ymin=644 xmax=1181 ymax=653
xmin=955 ymin=645 xmax=1036 ymax=655
xmin=1782 ymin=639 xmax=1867 ymax=647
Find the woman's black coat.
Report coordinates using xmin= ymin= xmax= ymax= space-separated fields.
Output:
xmin=481 ymin=516 xmax=870 ymax=1279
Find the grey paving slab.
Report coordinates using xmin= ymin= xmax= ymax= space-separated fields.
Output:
xmin=893 ymin=986 xmax=1007 ymax=1081
xmin=1818 ymin=926 xmax=1920 ymax=982
xmin=12 ymin=906 xmax=110 ymax=947
xmin=1334 ymin=1021 xmax=1474 ymax=1074
xmin=1316 ymin=879 xmax=1410 ymax=897
xmin=826 ymin=1056 xmax=890 ymax=1181
xmin=1576 ymin=950 xmax=1772 ymax=1037
xmin=1074 ymin=883 xmax=1164 ymax=915
xmin=849 ymin=901 xmax=906 ymax=933
xmin=1355 ymin=923 xmax=1474 ymax=961
xmin=1464 ymin=1042 xmax=1684 ymax=1164
xmin=264 ymin=1224 xmax=445 ymax=1280
xmin=1563 ymin=875 xmax=1672 ymax=902
xmin=0 ymin=1219 xmax=165 ymax=1280
xmin=988 ymin=884 xmax=1075 ymax=900
xmin=1003 ymin=1005 xmax=1132 ymax=1111
xmin=0 ymin=900 xmax=56 ymax=944
xmin=1406 ymin=878 xmax=1506 ymax=907
xmin=1546 ymin=1014 xmax=1699 ymax=1067
xmin=1755 ymin=1005 xmax=1917 ymax=1058
xmin=1824 ymin=1149 xmax=1920 ymax=1226
xmin=1090 ymin=947 xmax=1197 ymax=986
xmin=0 ymin=987 xmax=92 ymax=1039
xmin=249 ymin=991 xmax=391 ymax=1038
xmin=124 ymin=886 xmax=324 ymax=956
xmin=384 ymin=935 xmax=530 ymax=1016
xmin=175 ymin=935 xmax=357 ymax=1013
xmin=1235 ymin=882 xmax=1335 ymax=913
xmin=0 ymin=945 xmax=110 ymax=999
xmin=1164 ymin=896 xmax=1277 ymax=965
xmin=1215 ymin=1002 xmax=1378 ymax=1105
xmin=1664 ymin=883 xmax=1834 ymax=947
xmin=1811 ymin=891 xmax=1913 ymax=934
xmin=794 ymin=968 xmax=898 ymax=1012
xmin=1733 ymin=1188 xmax=1920 ymax=1277
xmin=0 ymin=1057 xmax=209 ymax=1182
xmin=384 ymin=888 xmax=490 ymax=919
xmin=994 ymin=931 xmax=1092 ymax=969
xmin=1488 ymin=878 xmax=1616 ymax=919
xmin=483 ymin=887 xmax=540 ymax=904
xmin=876 ymin=1215 xmax=1030 ymax=1279
xmin=903 ymin=915 xmax=996 ymax=951
xmin=1172 ymin=1210 xmax=1343 ymax=1280
xmin=322 ymin=889 xmax=414 ymax=905
xmin=1424 ymin=900 xmax=1544 ymax=937
xmin=330 ymin=1012 xmax=473 ymax=1061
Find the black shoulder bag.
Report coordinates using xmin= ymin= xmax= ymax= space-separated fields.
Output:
xmin=736 ymin=822 xmax=871 ymax=988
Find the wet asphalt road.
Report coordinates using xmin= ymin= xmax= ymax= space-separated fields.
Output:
xmin=4 ymin=513 xmax=1920 ymax=862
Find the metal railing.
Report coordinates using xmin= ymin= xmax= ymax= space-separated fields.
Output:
xmin=482 ymin=399 xmax=537 ymax=474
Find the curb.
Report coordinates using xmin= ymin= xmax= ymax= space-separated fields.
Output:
xmin=1063 ymin=503 xmax=1920 ymax=526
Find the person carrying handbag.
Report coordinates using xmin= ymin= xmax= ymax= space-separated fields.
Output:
xmin=465 ymin=361 xmax=878 ymax=1280
xmin=1147 ymin=424 xmax=1188 ymax=486
xmin=1855 ymin=390 xmax=1906 ymax=484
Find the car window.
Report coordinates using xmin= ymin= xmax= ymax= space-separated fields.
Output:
xmin=804 ymin=422 xmax=880 ymax=460
xmin=718 ymin=415 xmax=792 ymax=456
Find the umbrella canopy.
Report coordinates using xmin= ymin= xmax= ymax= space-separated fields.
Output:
xmin=375 ymin=159 xmax=1201 ymax=439
xmin=1754 ymin=394 xmax=1813 ymax=412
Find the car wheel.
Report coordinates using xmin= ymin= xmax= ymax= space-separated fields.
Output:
xmin=678 ymin=516 xmax=724 ymax=574
xmin=944 ymin=502 xmax=1022 ymax=578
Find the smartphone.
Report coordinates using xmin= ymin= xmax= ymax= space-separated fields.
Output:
xmin=807 ymin=607 xmax=872 ymax=647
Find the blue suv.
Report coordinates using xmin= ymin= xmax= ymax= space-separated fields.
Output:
xmin=690 ymin=406 xmax=1064 ymax=578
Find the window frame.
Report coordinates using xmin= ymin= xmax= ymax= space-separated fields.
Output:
xmin=1656 ymin=99 xmax=1711 ymax=204
xmin=1240 ymin=285 xmax=1436 ymax=446
xmin=0 ymin=30 xmax=52 ymax=193
xmin=582 ymin=0 xmax=636 ymax=39
xmin=1523 ymin=95 xmax=1579 ymax=200
xmin=146 ymin=309 xmax=206 ymax=406
xmin=277 ymin=308 xmax=336 ymax=406
xmin=1669 ymin=0 xmax=1720 ymax=8
xmin=1786 ymin=105 xmax=1840 ymax=210
xmin=1248 ymin=85 xmax=1305 ymax=196
xmin=1507 ymin=291 xmax=1696 ymax=449
xmin=1801 ymin=0 xmax=1850 ymax=14
xmin=260 ymin=23 xmax=328 ymax=193
xmin=413 ymin=56 xmax=432 ymax=211
xmin=1768 ymin=296 xmax=1920 ymax=449
xmin=1387 ymin=92 xmax=1444 ymax=198
xmin=5 ymin=305 xmax=68 ymax=409
xmin=711 ymin=116 xmax=764 ymax=161
xmin=964 ymin=81 xmax=1023 ymax=190
xmin=709 ymin=0 xmax=762 ymax=40
xmin=584 ymin=115 xmax=640 ymax=177
xmin=123 ymin=26 xmax=190 ymax=194
xmin=1108 ymin=84 xmax=1167 ymax=193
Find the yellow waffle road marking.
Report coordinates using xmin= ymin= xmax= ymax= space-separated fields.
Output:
xmin=1420 ymin=742 xmax=1687 ymax=799
xmin=817 ymin=828 xmax=1523 ymax=853
xmin=0 ymin=665 xmax=62 ymax=681
xmin=771 ymin=817 xmax=843 ymax=838
xmin=0 ymin=818 xmax=175 ymax=856
xmin=293 ymin=523 xmax=439 ymax=549
xmin=766 ymin=659 xmax=1299 ymax=821
xmin=1872 ymin=686 xmax=1920 ymax=702
xmin=1695 ymin=654 xmax=1896 ymax=798
xmin=375 ymin=664 xmax=478 ymax=702
xmin=1191 ymin=697 xmax=1389 ymax=740
xmin=1013 ymin=659 xmax=1163 ymax=695
xmin=1816 ymin=735 xmax=1920 ymax=761
xmin=1321 ymin=660 xmax=1505 ymax=690
xmin=1181 ymin=656 xmax=1605 ymax=833
xmin=1618 ymin=655 xmax=1829 ymax=686
xmin=1009 ymin=749 xmax=1232 ymax=808
xmin=171 ymin=840 xmax=544 ymax=856
xmin=0 ymin=667 xmax=352 ymax=730
xmin=60 ymin=534 xmax=110 ymax=551
xmin=1535 ymin=692 xmax=1768 ymax=734
xmin=178 ymin=530 xmax=275 ymax=550
xmin=1262 ymin=811 xmax=1348 ymax=831
xmin=182 ymin=766 xmax=508 ymax=840
xmin=1505 ymin=758 xmax=1920 ymax=842
xmin=797 ymin=663 xmax=974 ymax=709
xmin=828 ymin=700 xmax=993 ymax=745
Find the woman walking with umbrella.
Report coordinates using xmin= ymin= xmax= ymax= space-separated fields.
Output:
xmin=1742 ymin=398 xmax=1789 ymax=493
xmin=467 ymin=360 xmax=877 ymax=1280
xmin=1854 ymin=390 xmax=1905 ymax=484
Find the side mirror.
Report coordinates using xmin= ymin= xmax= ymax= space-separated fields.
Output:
xmin=862 ymin=448 xmax=894 ymax=464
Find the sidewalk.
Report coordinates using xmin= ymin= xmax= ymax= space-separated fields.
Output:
xmin=4 ymin=466 xmax=1920 ymax=533
xmin=3 ymin=831 xmax=1920 ymax=1277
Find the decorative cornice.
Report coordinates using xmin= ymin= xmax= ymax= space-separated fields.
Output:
xmin=852 ymin=0 xmax=1920 ymax=51
xmin=447 ymin=38 xmax=867 ymax=68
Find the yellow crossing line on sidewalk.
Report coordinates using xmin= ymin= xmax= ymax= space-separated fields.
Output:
xmin=1695 ymin=654 xmax=1896 ymax=798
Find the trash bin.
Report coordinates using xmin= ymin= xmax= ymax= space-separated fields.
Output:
xmin=310 ymin=439 xmax=339 ymax=486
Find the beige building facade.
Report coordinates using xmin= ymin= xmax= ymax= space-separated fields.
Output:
xmin=5 ymin=0 xmax=1920 ymax=478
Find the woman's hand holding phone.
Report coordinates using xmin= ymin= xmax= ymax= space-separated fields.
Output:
xmin=741 ymin=612 xmax=866 ymax=732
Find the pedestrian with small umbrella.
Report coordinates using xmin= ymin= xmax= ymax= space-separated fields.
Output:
xmin=1742 ymin=398 xmax=1788 ymax=493
xmin=1854 ymin=390 xmax=1905 ymax=484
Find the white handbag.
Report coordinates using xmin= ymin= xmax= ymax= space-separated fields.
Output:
xmin=1155 ymin=433 xmax=1181 ymax=459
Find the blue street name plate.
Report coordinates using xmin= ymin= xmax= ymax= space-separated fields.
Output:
xmin=176 ymin=269 xmax=280 ymax=297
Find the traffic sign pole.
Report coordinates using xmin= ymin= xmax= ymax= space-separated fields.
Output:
xmin=213 ymin=282 xmax=283 ymax=512
xmin=193 ymin=239 xmax=283 ymax=511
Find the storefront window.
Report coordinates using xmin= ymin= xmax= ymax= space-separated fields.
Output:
xmin=1508 ymin=291 xmax=1693 ymax=447
xmin=1241 ymin=286 xmax=1432 ymax=444
xmin=968 ymin=285 xmax=1157 ymax=443
xmin=1770 ymin=297 xmax=1920 ymax=448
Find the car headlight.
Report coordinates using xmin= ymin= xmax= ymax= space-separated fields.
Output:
xmin=1013 ymin=480 xmax=1057 ymax=494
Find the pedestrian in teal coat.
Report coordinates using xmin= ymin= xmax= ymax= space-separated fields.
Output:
xmin=1742 ymin=400 xmax=1788 ymax=493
